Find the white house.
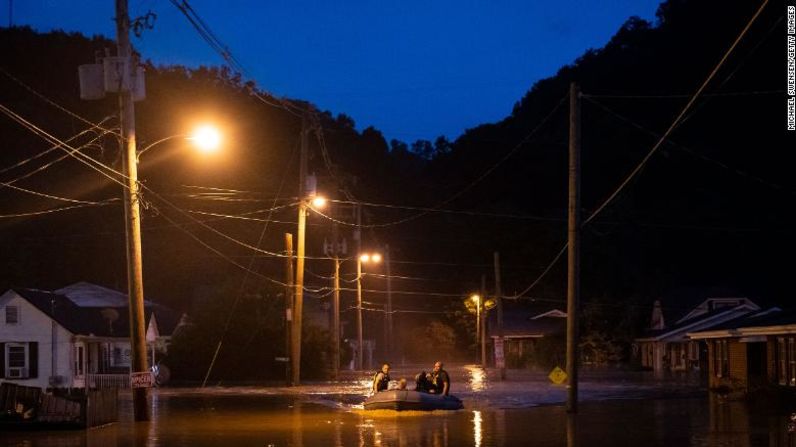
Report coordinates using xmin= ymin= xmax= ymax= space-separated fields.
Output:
xmin=0 ymin=282 xmax=185 ymax=389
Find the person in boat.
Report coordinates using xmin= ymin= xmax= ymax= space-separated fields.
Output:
xmin=414 ymin=370 xmax=432 ymax=392
xmin=428 ymin=361 xmax=450 ymax=396
xmin=372 ymin=363 xmax=392 ymax=393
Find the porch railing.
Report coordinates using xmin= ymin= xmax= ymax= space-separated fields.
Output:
xmin=85 ymin=373 xmax=130 ymax=389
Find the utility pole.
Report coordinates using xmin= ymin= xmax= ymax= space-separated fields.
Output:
xmin=494 ymin=252 xmax=505 ymax=380
xmin=356 ymin=252 xmax=364 ymax=371
xmin=284 ymin=233 xmax=294 ymax=386
xmin=480 ymin=274 xmax=487 ymax=367
xmin=115 ymin=0 xmax=148 ymax=421
xmin=384 ymin=245 xmax=393 ymax=360
xmin=355 ymin=204 xmax=363 ymax=370
xmin=292 ymin=116 xmax=308 ymax=386
xmin=566 ymin=81 xmax=582 ymax=413
xmin=331 ymin=223 xmax=341 ymax=380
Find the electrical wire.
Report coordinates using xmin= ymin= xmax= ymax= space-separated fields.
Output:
xmin=508 ymin=0 xmax=771 ymax=298
xmin=0 ymin=201 xmax=118 ymax=219
xmin=0 ymin=67 xmax=121 ymax=137
xmin=583 ymin=95 xmax=794 ymax=196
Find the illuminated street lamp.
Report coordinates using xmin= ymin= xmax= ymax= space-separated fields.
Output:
xmin=466 ymin=293 xmax=496 ymax=366
xmin=357 ymin=251 xmax=381 ymax=370
xmin=291 ymin=193 xmax=327 ymax=385
xmin=137 ymin=124 xmax=223 ymax=160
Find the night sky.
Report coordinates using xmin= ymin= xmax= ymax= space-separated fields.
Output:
xmin=7 ymin=0 xmax=662 ymax=141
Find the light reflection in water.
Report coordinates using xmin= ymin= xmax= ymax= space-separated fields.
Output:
xmin=465 ymin=364 xmax=487 ymax=392
xmin=473 ymin=410 xmax=483 ymax=447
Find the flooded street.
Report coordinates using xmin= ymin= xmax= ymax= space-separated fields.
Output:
xmin=2 ymin=367 xmax=795 ymax=446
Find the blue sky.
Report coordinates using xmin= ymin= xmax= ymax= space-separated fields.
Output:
xmin=7 ymin=0 xmax=663 ymax=142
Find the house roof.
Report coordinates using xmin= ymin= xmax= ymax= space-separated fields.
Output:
xmin=9 ymin=283 xmax=183 ymax=338
xmin=653 ymin=286 xmax=749 ymax=325
xmin=55 ymin=281 xmax=155 ymax=307
xmin=636 ymin=304 xmax=758 ymax=342
xmin=687 ymin=308 xmax=796 ymax=339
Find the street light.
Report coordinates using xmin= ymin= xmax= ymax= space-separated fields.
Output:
xmin=291 ymin=193 xmax=327 ymax=385
xmin=466 ymin=293 xmax=496 ymax=366
xmin=357 ymin=251 xmax=381 ymax=370
xmin=137 ymin=124 xmax=223 ymax=160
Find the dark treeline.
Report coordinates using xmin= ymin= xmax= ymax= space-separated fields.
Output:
xmin=0 ymin=0 xmax=792 ymax=378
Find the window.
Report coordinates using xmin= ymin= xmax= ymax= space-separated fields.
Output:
xmin=75 ymin=345 xmax=84 ymax=376
xmin=2 ymin=342 xmax=37 ymax=379
xmin=779 ymin=337 xmax=787 ymax=385
xmin=5 ymin=306 xmax=19 ymax=324
xmin=713 ymin=340 xmax=729 ymax=378
xmin=776 ymin=337 xmax=796 ymax=387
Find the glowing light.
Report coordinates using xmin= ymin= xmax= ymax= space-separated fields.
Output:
xmin=466 ymin=364 xmax=487 ymax=392
xmin=473 ymin=410 xmax=483 ymax=447
xmin=470 ymin=294 xmax=481 ymax=304
xmin=360 ymin=252 xmax=382 ymax=264
xmin=311 ymin=196 xmax=327 ymax=208
xmin=190 ymin=125 xmax=221 ymax=153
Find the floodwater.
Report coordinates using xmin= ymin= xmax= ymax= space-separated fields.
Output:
xmin=2 ymin=366 xmax=796 ymax=446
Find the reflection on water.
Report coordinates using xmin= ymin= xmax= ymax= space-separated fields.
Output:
xmin=465 ymin=365 xmax=487 ymax=393
xmin=3 ymin=391 xmax=796 ymax=446
xmin=473 ymin=410 xmax=483 ymax=447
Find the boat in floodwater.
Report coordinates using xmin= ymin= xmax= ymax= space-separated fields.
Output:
xmin=364 ymin=390 xmax=463 ymax=411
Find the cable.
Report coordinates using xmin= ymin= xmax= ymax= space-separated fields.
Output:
xmin=200 ymin=135 xmax=299 ymax=387
xmin=583 ymin=95 xmax=795 ymax=197
xmin=583 ymin=0 xmax=770 ymax=227
xmin=0 ymin=103 xmax=130 ymax=188
xmin=0 ymin=116 xmax=114 ymax=176
xmin=0 ymin=67 xmax=121 ymax=137
xmin=313 ymin=94 xmax=567 ymax=229
xmin=324 ymin=199 xmax=564 ymax=226
xmin=0 ymin=201 xmax=117 ymax=219
xmin=507 ymin=0 xmax=771 ymax=298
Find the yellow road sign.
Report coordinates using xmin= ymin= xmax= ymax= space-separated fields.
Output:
xmin=548 ymin=366 xmax=568 ymax=385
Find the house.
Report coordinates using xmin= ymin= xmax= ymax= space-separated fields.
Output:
xmin=0 ymin=282 xmax=185 ymax=389
xmin=486 ymin=301 xmax=566 ymax=369
xmin=687 ymin=308 xmax=796 ymax=394
xmin=634 ymin=290 xmax=760 ymax=374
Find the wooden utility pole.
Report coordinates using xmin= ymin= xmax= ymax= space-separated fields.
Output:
xmin=355 ymin=204 xmax=363 ymax=370
xmin=115 ymin=0 xmax=148 ymax=421
xmin=566 ymin=82 xmax=582 ymax=413
xmin=284 ymin=233 xmax=294 ymax=386
xmin=292 ymin=117 xmax=308 ymax=386
xmin=480 ymin=274 xmax=487 ymax=366
xmin=384 ymin=245 xmax=393 ymax=360
xmin=331 ymin=222 xmax=341 ymax=380
xmin=494 ymin=252 xmax=505 ymax=380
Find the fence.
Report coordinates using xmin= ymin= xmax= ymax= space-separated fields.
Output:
xmin=86 ymin=374 xmax=130 ymax=390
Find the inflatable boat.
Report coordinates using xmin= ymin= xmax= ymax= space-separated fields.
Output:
xmin=363 ymin=390 xmax=463 ymax=411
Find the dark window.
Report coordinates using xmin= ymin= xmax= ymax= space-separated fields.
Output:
xmin=713 ymin=340 xmax=729 ymax=378
xmin=5 ymin=306 xmax=19 ymax=324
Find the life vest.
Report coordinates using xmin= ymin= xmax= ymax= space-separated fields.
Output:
xmin=374 ymin=371 xmax=391 ymax=392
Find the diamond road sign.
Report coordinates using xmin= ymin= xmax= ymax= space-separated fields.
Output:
xmin=548 ymin=366 xmax=568 ymax=385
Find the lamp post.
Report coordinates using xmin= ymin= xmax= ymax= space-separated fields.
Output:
xmin=357 ymin=251 xmax=381 ymax=370
xmin=467 ymin=293 xmax=495 ymax=366
xmin=470 ymin=294 xmax=481 ymax=363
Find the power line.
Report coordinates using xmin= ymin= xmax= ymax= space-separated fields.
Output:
xmin=583 ymin=96 xmax=795 ymax=197
xmin=507 ymin=0 xmax=771 ymax=298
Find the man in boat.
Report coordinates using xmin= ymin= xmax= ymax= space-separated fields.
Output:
xmin=428 ymin=361 xmax=450 ymax=396
xmin=372 ymin=363 xmax=392 ymax=393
